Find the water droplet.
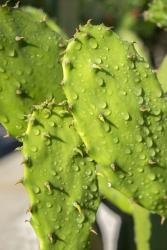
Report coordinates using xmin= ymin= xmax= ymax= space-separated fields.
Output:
xmin=113 ymin=137 xmax=119 ymax=144
xmin=137 ymin=168 xmax=144 ymax=173
xmin=119 ymin=174 xmax=125 ymax=179
xmin=138 ymin=117 xmax=144 ymax=125
xmin=91 ymin=183 xmax=97 ymax=192
xmin=2 ymin=115 xmax=9 ymax=123
xmin=89 ymin=38 xmax=98 ymax=49
xmin=110 ymin=163 xmax=116 ymax=171
xmin=85 ymin=170 xmax=92 ymax=176
xmin=123 ymin=112 xmax=130 ymax=121
xmin=136 ymin=135 xmax=143 ymax=142
xmin=51 ymin=170 xmax=57 ymax=176
xmin=145 ymin=63 xmax=150 ymax=69
xmin=127 ymin=179 xmax=133 ymax=184
xmin=138 ymin=97 xmax=144 ymax=105
xmin=104 ymin=109 xmax=111 ymax=116
xmin=57 ymin=205 xmax=62 ymax=213
xmin=0 ymin=67 xmax=5 ymax=73
xmin=108 ymin=182 xmax=112 ymax=188
xmin=34 ymin=129 xmax=40 ymax=136
xmin=73 ymin=93 xmax=78 ymax=100
xmin=146 ymin=138 xmax=153 ymax=148
xmin=114 ymin=65 xmax=119 ymax=70
xmin=33 ymin=186 xmax=40 ymax=194
xmin=135 ymin=87 xmax=143 ymax=96
xmin=154 ymin=109 xmax=161 ymax=116
xmin=82 ymin=185 xmax=88 ymax=190
xmin=50 ymin=121 xmax=56 ymax=127
xmin=73 ymin=165 xmax=80 ymax=172
xmin=31 ymin=146 xmax=38 ymax=153
xmin=95 ymin=58 xmax=102 ymax=64
xmin=139 ymin=154 xmax=146 ymax=160
xmin=104 ymin=123 xmax=111 ymax=132
xmin=77 ymin=214 xmax=85 ymax=224
xmin=120 ymin=91 xmax=127 ymax=96
xmin=157 ymin=90 xmax=162 ymax=97
xmin=8 ymin=49 xmax=16 ymax=57
xmin=149 ymin=173 xmax=156 ymax=181
xmin=135 ymin=78 xmax=141 ymax=83
xmin=46 ymin=202 xmax=52 ymax=208
xmin=101 ymin=102 xmax=107 ymax=109
xmin=157 ymin=125 xmax=163 ymax=132
xmin=97 ymin=78 xmax=105 ymax=87
xmin=149 ymin=149 xmax=156 ymax=157
xmin=125 ymin=148 xmax=132 ymax=154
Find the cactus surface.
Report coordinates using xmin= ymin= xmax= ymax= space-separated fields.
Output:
xmin=63 ymin=23 xmax=167 ymax=217
xmin=0 ymin=6 xmax=64 ymax=137
xmin=22 ymin=99 xmax=99 ymax=250
xmin=158 ymin=55 xmax=167 ymax=92
xmin=145 ymin=0 xmax=167 ymax=28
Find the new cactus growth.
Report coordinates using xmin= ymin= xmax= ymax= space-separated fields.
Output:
xmin=63 ymin=23 xmax=167 ymax=217
xmin=22 ymin=99 xmax=99 ymax=250
xmin=0 ymin=6 xmax=65 ymax=137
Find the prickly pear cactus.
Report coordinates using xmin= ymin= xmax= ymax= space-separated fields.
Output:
xmin=0 ymin=6 xmax=65 ymax=137
xmin=22 ymin=99 xmax=99 ymax=250
xmin=158 ymin=55 xmax=167 ymax=92
xmin=63 ymin=23 xmax=167 ymax=217
xmin=145 ymin=0 xmax=167 ymax=29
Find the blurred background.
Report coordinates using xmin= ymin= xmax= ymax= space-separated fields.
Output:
xmin=0 ymin=0 xmax=167 ymax=249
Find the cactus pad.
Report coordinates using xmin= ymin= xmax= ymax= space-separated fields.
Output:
xmin=0 ymin=6 xmax=64 ymax=137
xmin=22 ymin=99 xmax=99 ymax=250
xmin=63 ymin=23 xmax=167 ymax=216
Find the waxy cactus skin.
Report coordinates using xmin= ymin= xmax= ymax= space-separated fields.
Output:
xmin=22 ymin=99 xmax=99 ymax=250
xmin=63 ymin=23 xmax=167 ymax=217
xmin=0 ymin=6 xmax=64 ymax=137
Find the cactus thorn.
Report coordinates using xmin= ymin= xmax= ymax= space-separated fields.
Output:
xmin=15 ymin=36 xmax=24 ymax=41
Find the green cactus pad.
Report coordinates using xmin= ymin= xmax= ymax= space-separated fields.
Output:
xmin=145 ymin=0 xmax=167 ymax=29
xmin=63 ymin=23 xmax=167 ymax=216
xmin=158 ymin=55 xmax=167 ymax=92
xmin=0 ymin=6 xmax=65 ymax=137
xmin=22 ymin=99 xmax=99 ymax=250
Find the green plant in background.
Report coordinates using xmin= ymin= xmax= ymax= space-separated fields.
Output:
xmin=145 ymin=0 xmax=167 ymax=29
xmin=1 ymin=2 xmax=167 ymax=250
